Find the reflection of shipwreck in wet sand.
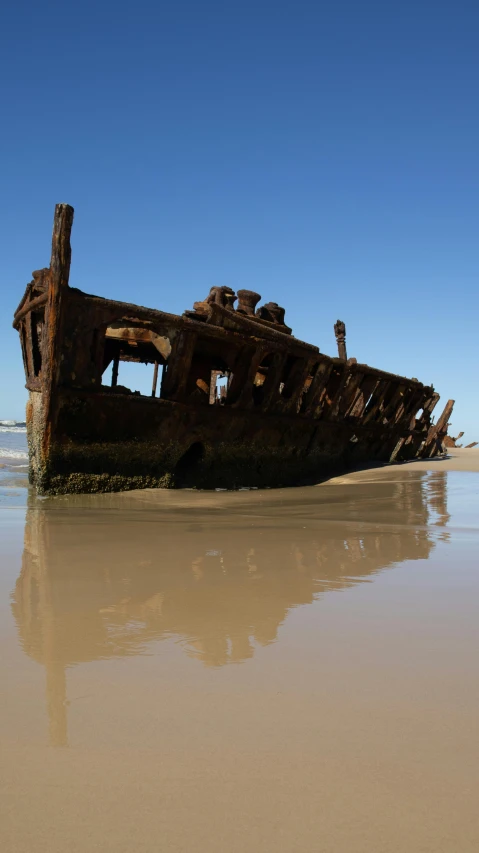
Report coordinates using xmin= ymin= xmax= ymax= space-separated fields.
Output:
xmin=12 ymin=472 xmax=449 ymax=745
xmin=14 ymin=204 xmax=454 ymax=495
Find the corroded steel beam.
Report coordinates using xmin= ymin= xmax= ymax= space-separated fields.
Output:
xmin=419 ymin=399 xmax=455 ymax=458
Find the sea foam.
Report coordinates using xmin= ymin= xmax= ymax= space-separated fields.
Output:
xmin=0 ymin=448 xmax=28 ymax=459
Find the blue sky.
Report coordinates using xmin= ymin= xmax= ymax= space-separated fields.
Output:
xmin=1 ymin=0 xmax=478 ymax=439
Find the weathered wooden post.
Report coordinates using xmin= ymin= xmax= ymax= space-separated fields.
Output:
xmin=334 ymin=320 xmax=347 ymax=360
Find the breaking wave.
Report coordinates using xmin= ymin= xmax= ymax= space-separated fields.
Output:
xmin=0 ymin=447 xmax=28 ymax=459
xmin=0 ymin=420 xmax=27 ymax=433
xmin=0 ymin=420 xmax=28 ymax=461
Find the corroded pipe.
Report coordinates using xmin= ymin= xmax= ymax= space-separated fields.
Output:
xmin=334 ymin=320 xmax=347 ymax=360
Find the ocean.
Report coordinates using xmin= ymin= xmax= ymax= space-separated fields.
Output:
xmin=0 ymin=420 xmax=28 ymax=507
xmin=0 ymin=420 xmax=28 ymax=461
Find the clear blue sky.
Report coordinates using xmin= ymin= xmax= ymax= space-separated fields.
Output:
xmin=1 ymin=0 xmax=478 ymax=439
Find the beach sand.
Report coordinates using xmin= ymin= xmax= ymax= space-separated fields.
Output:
xmin=1 ymin=450 xmax=479 ymax=852
xmin=326 ymin=446 xmax=479 ymax=481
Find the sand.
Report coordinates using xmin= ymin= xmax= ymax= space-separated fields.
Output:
xmin=365 ymin=446 xmax=479 ymax=473
xmin=325 ymin=447 xmax=479 ymax=483
xmin=1 ymin=451 xmax=479 ymax=852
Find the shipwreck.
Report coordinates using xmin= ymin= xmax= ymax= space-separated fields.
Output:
xmin=13 ymin=204 xmax=454 ymax=495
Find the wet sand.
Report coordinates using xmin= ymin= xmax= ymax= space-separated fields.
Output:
xmin=1 ymin=453 xmax=479 ymax=852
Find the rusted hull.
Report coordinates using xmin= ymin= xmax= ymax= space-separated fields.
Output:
xmin=25 ymin=388 xmax=402 ymax=495
xmin=15 ymin=205 xmax=454 ymax=495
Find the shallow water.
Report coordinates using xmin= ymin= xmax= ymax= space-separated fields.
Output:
xmin=1 ymin=469 xmax=479 ymax=852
